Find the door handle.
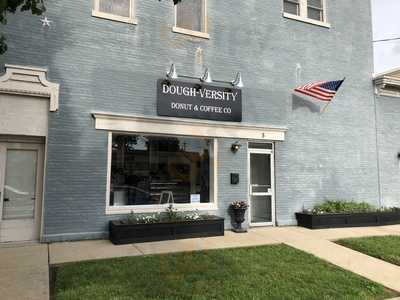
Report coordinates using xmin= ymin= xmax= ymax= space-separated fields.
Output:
xmin=4 ymin=198 xmax=9 ymax=202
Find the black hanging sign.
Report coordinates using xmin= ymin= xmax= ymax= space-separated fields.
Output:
xmin=157 ymin=79 xmax=242 ymax=122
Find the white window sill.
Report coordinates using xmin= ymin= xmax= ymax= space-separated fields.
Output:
xmin=172 ymin=26 xmax=210 ymax=39
xmin=92 ymin=10 xmax=137 ymax=25
xmin=106 ymin=203 xmax=218 ymax=215
xmin=283 ymin=12 xmax=330 ymax=28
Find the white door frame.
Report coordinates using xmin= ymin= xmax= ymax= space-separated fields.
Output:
xmin=0 ymin=142 xmax=44 ymax=242
xmin=0 ymin=145 xmax=5 ymax=223
xmin=248 ymin=143 xmax=275 ymax=227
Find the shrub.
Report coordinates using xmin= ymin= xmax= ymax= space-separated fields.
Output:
xmin=310 ymin=200 xmax=377 ymax=215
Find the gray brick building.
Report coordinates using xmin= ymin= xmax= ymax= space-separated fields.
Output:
xmin=0 ymin=0 xmax=398 ymax=243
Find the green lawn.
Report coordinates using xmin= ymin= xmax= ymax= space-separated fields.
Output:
xmin=337 ymin=235 xmax=400 ymax=266
xmin=53 ymin=245 xmax=396 ymax=300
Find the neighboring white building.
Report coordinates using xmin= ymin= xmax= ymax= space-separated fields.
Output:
xmin=371 ymin=0 xmax=400 ymax=74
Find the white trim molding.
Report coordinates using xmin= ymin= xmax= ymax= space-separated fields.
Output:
xmin=107 ymin=203 xmax=219 ymax=215
xmin=283 ymin=0 xmax=330 ymax=28
xmin=0 ymin=64 xmax=60 ymax=111
xmin=92 ymin=112 xmax=287 ymax=141
xmin=248 ymin=143 xmax=276 ymax=227
xmin=173 ymin=0 xmax=209 ymax=39
xmin=94 ymin=113 xmax=286 ymax=215
xmin=105 ymin=132 xmax=219 ymax=215
xmin=92 ymin=0 xmax=137 ymax=25
xmin=172 ymin=26 xmax=210 ymax=39
xmin=374 ymin=68 xmax=400 ymax=98
xmin=283 ymin=12 xmax=330 ymax=28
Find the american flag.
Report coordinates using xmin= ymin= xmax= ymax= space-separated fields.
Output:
xmin=294 ymin=79 xmax=345 ymax=101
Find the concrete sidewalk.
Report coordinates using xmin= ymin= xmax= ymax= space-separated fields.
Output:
xmin=49 ymin=224 xmax=400 ymax=265
xmin=0 ymin=242 xmax=49 ymax=300
xmin=49 ymin=229 xmax=282 ymax=264
xmin=277 ymin=226 xmax=400 ymax=293
xmin=1 ymin=225 xmax=400 ymax=300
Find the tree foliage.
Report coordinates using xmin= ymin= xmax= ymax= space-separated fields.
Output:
xmin=160 ymin=0 xmax=182 ymax=5
xmin=0 ymin=0 xmax=46 ymax=54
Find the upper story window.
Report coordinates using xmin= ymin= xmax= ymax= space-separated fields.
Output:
xmin=283 ymin=0 xmax=330 ymax=28
xmin=307 ymin=0 xmax=324 ymax=21
xmin=173 ymin=0 xmax=209 ymax=39
xmin=92 ymin=0 xmax=137 ymax=24
xmin=283 ymin=0 xmax=300 ymax=16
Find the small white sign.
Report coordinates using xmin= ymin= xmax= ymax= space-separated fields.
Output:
xmin=190 ymin=194 xmax=201 ymax=204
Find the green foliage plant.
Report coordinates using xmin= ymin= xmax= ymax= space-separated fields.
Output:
xmin=306 ymin=200 xmax=399 ymax=215
xmin=123 ymin=205 xmax=209 ymax=225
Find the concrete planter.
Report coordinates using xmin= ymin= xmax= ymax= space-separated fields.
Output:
xmin=295 ymin=211 xmax=400 ymax=229
xmin=231 ymin=208 xmax=247 ymax=233
xmin=109 ymin=217 xmax=225 ymax=245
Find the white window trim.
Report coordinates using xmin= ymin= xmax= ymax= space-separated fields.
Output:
xmin=105 ymin=132 xmax=218 ymax=215
xmin=92 ymin=112 xmax=287 ymax=141
xmin=0 ymin=64 xmax=60 ymax=111
xmin=172 ymin=0 xmax=210 ymax=39
xmin=283 ymin=0 xmax=330 ymax=28
xmin=92 ymin=0 xmax=137 ymax=25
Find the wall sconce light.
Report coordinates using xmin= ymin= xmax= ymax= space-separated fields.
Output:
xmin=231 ymin=72 xmax=244 ymax=88
xmin=200 ymin=68 xmax=212 ymax=83
xmin=231 ymin=141 xmax=242 ymax=153
xmin=166 ymin=63 xmax=178 ymax=79
xmin=165 ymin=64 xmax=243 ymax=89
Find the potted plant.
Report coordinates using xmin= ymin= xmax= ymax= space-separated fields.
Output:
xmin=109 ymin=205 xmax=224 ymax=245
xmin=230 ymin=201 xmax=249 ymax=233
xmin=296 ymin=200 xmax=400 ymax=229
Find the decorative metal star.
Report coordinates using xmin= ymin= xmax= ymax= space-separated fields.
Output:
xmin=41 ymin=16 xmax=52 ymax=27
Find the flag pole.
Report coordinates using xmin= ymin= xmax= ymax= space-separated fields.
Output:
xmin=320 ymin=77 xmax=346 ymax=114
xmin=320 ymin=101 xmax=331 ymax=113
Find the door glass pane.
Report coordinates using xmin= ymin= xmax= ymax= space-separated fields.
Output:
xmin=251 ymin=195 xmax=272 ymax=223
xmin=2 ymin=150 xmax=37 ymax=220
xmin=250 ymin=153 xmax=271 ymax=193
xmin=252 ymin=185 xmax=271 ymax=194
xmin=99 ymin=0 xmax=130 ymax=17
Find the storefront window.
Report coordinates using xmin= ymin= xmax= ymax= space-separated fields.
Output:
xmin=110 ymin=134 xmax=212 ymax=206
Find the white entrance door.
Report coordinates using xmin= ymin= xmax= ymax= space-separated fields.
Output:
xmin=0 ymin=142 xmax=44 ymax=242
xmin=248 ymin=143 xmax=275 ymax=226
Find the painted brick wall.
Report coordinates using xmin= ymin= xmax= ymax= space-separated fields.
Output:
xmin=217 ymin=139 xmax=249 ymax=229
xmin=274 ymin=2 xmax=380 ymax=225
xmin=376 ymin=94 xmax=400 ymax=207
xmin=0 ymin=0 xmax=383 ymax=240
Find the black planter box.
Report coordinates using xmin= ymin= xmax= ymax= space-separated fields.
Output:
xmin=110 ymin=216 xmax=225 ymax=245
xmin=296 ymin=211 xmax=400 ymax=229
